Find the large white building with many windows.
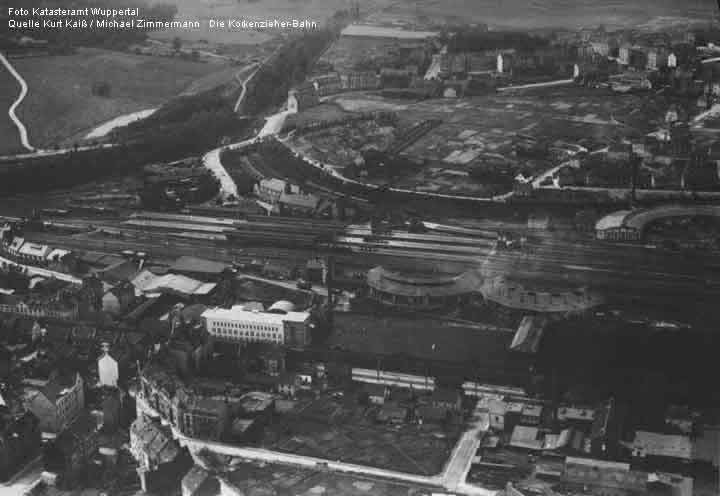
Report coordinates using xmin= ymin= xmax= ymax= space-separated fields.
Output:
xmin=202 ymin=305 xmax=312 ymax=347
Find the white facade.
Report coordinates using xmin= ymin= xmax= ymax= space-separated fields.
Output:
xmin=287 ymin=91 xmax=299 ymax=114
xmin=668 ymin=52 xmax=677 ymax=68
xmin=202 ymin=306 xmax=310 ymax=345
xmin=98 ymin=353 xmax=120 ymax=388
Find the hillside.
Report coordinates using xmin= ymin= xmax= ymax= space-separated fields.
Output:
xmin=0 ymin=48 xmax=236 ymax=149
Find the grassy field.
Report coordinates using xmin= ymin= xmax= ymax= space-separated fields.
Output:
xmin=376 ymin=0 xmax=715 ymax=29
xmin=1 ymin=48 xmax=237 ymax=149
xmin=263 ymin=393 xmax=459 ymax=475
xmin=219 ymin=459 xmax=438 ymax=496
xmin=151 ymin=0 xmax=386 ymax=44
xmin=0 ymin=62 xmax=24 ymax=155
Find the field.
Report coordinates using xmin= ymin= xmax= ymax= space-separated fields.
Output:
xmin=262 ymin=392 xmax=459 ymax=475
xmin=216 ymin=458 xmax=437 ymax=496
xmin=151 ymin=0 xmax=393 ymax=44
xmin=291 ymin=86 xmax=670 ymax=197
xmin=1 ymin=48 xmax=237 ymax=149
xmin=373 ymin=0 xmax=715 ymax=30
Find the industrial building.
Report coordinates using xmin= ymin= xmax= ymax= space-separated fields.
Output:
xmin=366 ymin=266 xmax=480 ymax=310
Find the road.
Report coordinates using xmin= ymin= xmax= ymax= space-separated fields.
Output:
xmin=497 ymin=78 xmax=574 ymax=92
xmin=0 ymin=253 xmax=82 ymax=285
xmin=0 ymin=52 xmax=35 ymax=152
xmin=440 ymin=404 xmax=494 ymax=496
xmin=240 ymin=273 xmax=328 ymax=297
xmin=84 ymin=108 xmax=158 ymax=139
xmin=0 ymin=142 xmax=117 ymax=162
xmin=0 ymin=456 xmax=43 ymax=496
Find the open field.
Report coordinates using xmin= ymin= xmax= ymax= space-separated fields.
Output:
xmin=151 ymin=0 xmax=394 ymax=44
xmin=218 ymin=459 xmax=438 ymax=496
xmin=0 ymin=48 xmax=236 ymax=149
xmin=263 ymin=393 xmax=459 ymax=475
xmin=374 ymin=0 xmax=716 ymax=30
xmin=292 ymin=87 xmax=670 ymax=196
xmin=0 ymin=60 xmax=24 ymax=155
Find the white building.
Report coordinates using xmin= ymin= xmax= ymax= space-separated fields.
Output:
xmin=18 ymin=241 xmax=51 ymax=261
xmin=98 ymin=349 xmax=127 ymax=388
xmin=202 ymin=305 xmax=312 ymax=346
xmin=668 ymin=52 xmax=677 ymax=68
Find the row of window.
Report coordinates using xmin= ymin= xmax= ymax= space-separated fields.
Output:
xmin=212 ymin=327 xmax=282 ymax=343
xmin=211 ymin=319 xmax=280 ymax=333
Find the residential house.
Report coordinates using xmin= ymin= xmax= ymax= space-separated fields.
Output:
xmin=509 ymin=425 xmax=544 ymax=450
xmin=102 ymin=281 xmax=135 ymax=316
xmin=521 ymin=403 xmax=544 ymax=426
xmin=259 ymin=347 xmax=286 ymax=376
xmin=415 ymin=405 xmax=447 ymax=425
xmin=557 ymin=405 xmax=596 ymax=428
xmin=43 ymin=413 xmax=99 ymax=483
xmin=342 ymin=71 xmax=380 ymax=91
xmin=562 ymin=457 xmax=647 ymax=495
xmin=361 ymin=383 xmax=388 ymax=405
xmin=176 ymin=392 xmax=230 ymax=441
xmin=312 ymin=73 xmax=342 ymax=96
xmin=627 ymin=431 xmax=693 ymax=463
xmin=647 ymin=48 xmax=669 ymax=71
xmin=607 ymin=143 xmax=633 ymax=162
xmin=287 ymin=82 xmax=319 ymax=114
xmin=377 ymin=401 xmax=408 ymax=424
xmin=429 ymin=388 xmax=462 ymax=412
xmin=25 ymin=372 xmax=85 ymax=434
xmin=130 ymin=414 xmax=193 ymax=494
xmin=17 ymin=240 xmax=51 ymax=263
xmin=276 ymin=373 xmax=298 ymax=398
xmin=98 ymin=345 xmax=131 ymax=388
xmin=483 ymin=398 xmax=507 ymax=431
xmin=182 ymin=465 xmax=220 ymax=496
xmin=255 ymin=178 xmax=291 ymax=204
xmin=0 ymin=412 xmax=41 ymax=482
xmin=278 ymin=191 xmax=320 ymax=216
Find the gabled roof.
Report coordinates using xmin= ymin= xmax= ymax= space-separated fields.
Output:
xmin=630 ymin=431 xmax=692 ymax=460
xmin=131 ymin=415 xmax=181 ymax=465
xmin=37 ymin=372 xmax=81 ymax=404
xmin=54 ymin=412 xmax=97 ymax=453
xmin=182 ymin=465 xmax=219 ymax=496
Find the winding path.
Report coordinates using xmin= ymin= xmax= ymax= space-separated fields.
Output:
xmin=0 ymin=52 xmax=35 ymax=152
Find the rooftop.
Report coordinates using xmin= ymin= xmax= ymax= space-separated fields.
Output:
xmin=595 ymin=210 xmax=633 ymax=231
xmin=202 ymin=306 xmax=310 ymax=325
xmin=170 ymin=256 xmax=228 ymax=276
xmin=132 ymin=270 xmax=216 ymax=297
xmin=367 ymin=266 xmax=481 ymax=298
xmin=131 ymin=414 xmax=182 ymax=465
xmin=630 ymin=431 xmax=693 ymax=460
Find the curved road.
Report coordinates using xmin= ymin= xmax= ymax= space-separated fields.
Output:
xmin=0 ymin=52 xmax=35 ymax=152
